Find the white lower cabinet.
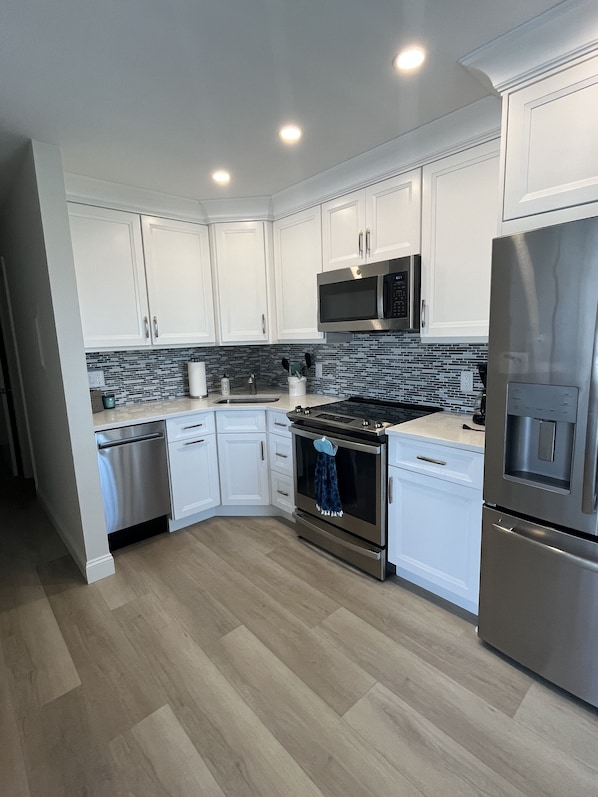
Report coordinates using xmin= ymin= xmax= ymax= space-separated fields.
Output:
xmin=166 ymin=412 xmax=220 ymax=520
xmin=267 ymin=409 xmax=294 ymax=515
xmin=387 ymin=435 xmax=483 ymax=614
xmin=217 ymin=411 xmax=270 ymax=505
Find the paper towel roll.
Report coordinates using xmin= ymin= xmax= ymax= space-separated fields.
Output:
xmin=188 ymin=361 xmax=208 ymax=398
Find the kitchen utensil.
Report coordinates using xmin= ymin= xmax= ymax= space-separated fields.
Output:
xmin=281 ymin=357 xmax=290 ymax=373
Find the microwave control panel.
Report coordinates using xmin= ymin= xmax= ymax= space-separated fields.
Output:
xmin=384 ymin=272 xmax=408 ymax=318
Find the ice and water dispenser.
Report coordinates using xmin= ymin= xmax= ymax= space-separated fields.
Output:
xmin=504 ymin=383 xmax=578 ymax=491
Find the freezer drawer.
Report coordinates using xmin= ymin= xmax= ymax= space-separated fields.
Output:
xmin=478 ymin=506 xmax=598 ymax=708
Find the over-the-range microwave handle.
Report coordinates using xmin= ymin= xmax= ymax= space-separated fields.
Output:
xmin=582 ymin=304 xmax=598 ymax=514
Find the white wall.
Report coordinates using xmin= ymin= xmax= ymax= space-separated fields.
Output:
xmin=0 ymin=140 xmax=114 ymax=582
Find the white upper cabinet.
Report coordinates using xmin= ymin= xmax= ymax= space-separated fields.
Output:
xmin=69 ymin=204 xmax=215 ymax=349
xmin=212 ymin=221 xmax=270 ymax=344
xmin=321 ymin=169 xmax=421 ymax=271
xmin=420 ymin=141 xmax=500 ymax=341
xmin=502 ymin=54 xmax=598 ymax=226
xmin=273 ymin=207 xmax=323 ymax=342
xmin=69 ymin=204 xmax=150 ymax=349
xmin=141 ymin=217 xmax=215 ymax=346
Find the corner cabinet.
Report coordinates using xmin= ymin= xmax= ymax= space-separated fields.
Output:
xmin=273 ymin=207 xmax=323 ymax=342
xmin=68 ymin=204 xmax=215 ymax=349
xmin=216 ymin=410 xmax=270 ymax=505
xmin=211 ymin=221 xmax=270 ymax=344
xmin=321 ymin=169 xmax=421 ymax=271
xmin=387 ymin=433 xmax=483 ymax=615
xmin=420 ymin=141 xmax=500 ymax=341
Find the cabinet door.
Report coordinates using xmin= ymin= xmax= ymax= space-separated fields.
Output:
xmin=421 ymin=141 xmax=499 ymax=341
xmin=365 ymin=169 xmax=421 ymax=261
xmin=68 ymin=204 xmax=150 ymax=349
xmin=388 ymin=465 xmax=482 ymax=614
xmin=503 ymin=55 xmax=598 ymax=222
xmin=141 ymin=217 xmax=216 ymax=346
xmin=168 ymin=435 xmax=220 ymax=519
xmin=212 ymin=222 xmax=268 ymax=343
xmin=321 ymin=190 xmax=366 ymax=270
xmin=273 ymin=207 xmax=324 ymax=341
xmin=217 ymin=433 xmax=269 ymax=505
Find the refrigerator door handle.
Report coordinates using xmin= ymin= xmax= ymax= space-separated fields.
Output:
xmin=491 ymin=522 xmax=598 ymax=574
xmin=582 ymin=304 xmax=598 ymax=514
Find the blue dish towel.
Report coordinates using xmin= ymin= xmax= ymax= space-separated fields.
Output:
xmin=314 ymin=450 xmax=343 ymax=517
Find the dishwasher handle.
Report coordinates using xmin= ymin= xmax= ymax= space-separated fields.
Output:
xmin=97 ymin=431 xmax=163 ymax=450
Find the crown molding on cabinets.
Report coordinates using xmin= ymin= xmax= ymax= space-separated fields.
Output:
xmin=64 ymin=172 xmax=207 ymax=223
xmin=200 ymin=196 xmax=273 ymax=223
xmin=460 ymin=0 xmax=598 ymax=94
xmin=270 ymin=96 xmax=501 ymax=220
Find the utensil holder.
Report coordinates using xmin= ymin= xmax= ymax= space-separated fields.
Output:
xmin=288 ymin=376 xmax=306 ymax=397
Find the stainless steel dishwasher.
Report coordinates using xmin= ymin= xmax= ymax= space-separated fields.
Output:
xmin=95 ymin=421 xmax=171 ymax=534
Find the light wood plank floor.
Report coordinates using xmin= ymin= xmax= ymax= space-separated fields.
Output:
xmin=2 ymin=475 xmax=598 ymax=797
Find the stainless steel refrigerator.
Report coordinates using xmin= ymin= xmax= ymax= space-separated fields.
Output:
xmin=479 ymin=215 xmax=598 ymax=708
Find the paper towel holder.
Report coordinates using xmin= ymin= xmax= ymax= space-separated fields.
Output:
xmin=188 ymin=361 xmax=208 ymax=399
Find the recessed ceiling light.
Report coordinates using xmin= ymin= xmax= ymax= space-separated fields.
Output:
xmin=393 ymin=47 xmax=426 ymax=72
xmin=279 ymin=124 xmax=302 ymax=144
xmin=211 ymin=169 xmax=230 ymax=185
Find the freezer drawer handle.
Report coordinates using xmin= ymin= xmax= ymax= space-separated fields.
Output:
xmin=582 ymin=303 xmax=598 ymax=514
xmin=98 ymin=432 xmax=163 ymax=450
xmin=416 ymin=455 xmax=447 ymax=466
xmin=491 ymin=522 xmax=598 ymax=573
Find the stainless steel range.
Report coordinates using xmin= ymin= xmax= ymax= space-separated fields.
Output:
xmin=289 ymin=396 xmax=441 ymax=579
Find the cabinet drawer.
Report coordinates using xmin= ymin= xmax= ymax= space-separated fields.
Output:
xmin=267 ymin=410 xmax=292 ymax=436
xmin=268 ymin=434 xmax=293 ymax=475
xmin=166 ymin=412 xmax=215 ymax=441
xmin=270 ymin=470 xmax=294 ymax=514
xmin=216 ymin=410 xmax=266 ymax=433
xmin=388 ymin=435 xmax=483 ymax=489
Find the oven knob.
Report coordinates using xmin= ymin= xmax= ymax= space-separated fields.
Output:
xmin=294 ymin=405 xmax=303 ymax=413
xmin=303 ymin=408 xmax=311 ymax=415
xmin=362 ymin=419 xmax=370 ymax=427
xmin=374 ymin=421 xmax=383 ymax=429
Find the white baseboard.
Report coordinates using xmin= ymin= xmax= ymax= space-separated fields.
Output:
xmin=168 ymin=503 xmax=283 ymax=533
xmin=85 ymin=553 xmax=116 ymax=583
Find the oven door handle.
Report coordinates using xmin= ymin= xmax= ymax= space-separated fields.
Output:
xmin=291 ymin=426 xmax=382 ymax=455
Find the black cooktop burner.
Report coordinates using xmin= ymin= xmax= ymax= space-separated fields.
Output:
xmin=289 ymin=396 xmax=442 ymax=437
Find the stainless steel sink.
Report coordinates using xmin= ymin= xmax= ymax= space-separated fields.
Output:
xmin=214 ymin=396 xmax=280 ymax=404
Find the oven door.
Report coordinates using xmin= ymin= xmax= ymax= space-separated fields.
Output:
xmin=291 ymin=426 xmax=386 ymax=545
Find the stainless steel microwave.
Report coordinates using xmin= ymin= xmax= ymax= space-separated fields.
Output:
xmin=317 ymin=256 xmax=421 ymax=332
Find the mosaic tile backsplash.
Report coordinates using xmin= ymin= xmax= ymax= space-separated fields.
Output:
xmin=86 ymin=333 xmax=488 ymax=414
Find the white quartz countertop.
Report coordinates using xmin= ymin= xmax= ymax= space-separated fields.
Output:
xmin=92 ymin=392 xmax=341 ymax=431
xmin=387 ymin=410 xmax=485 ymax=453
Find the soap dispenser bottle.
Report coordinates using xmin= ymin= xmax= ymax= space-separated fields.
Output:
xmin=221 ymin=373 xmax=230 ymax=396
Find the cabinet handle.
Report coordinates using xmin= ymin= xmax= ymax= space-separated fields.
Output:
xmin=365 ymin=228 xmax=371 ymax=255
xmin=144 ymin=316 xmax=150 ymax=338
xmin=183 ymin=423 xmax=204 ymax=430
xmin=358 ymin=230 xmax=364 ymax=257
xmin=274 ymin=421 xmax=287 ymax=428
xmin=416 ymin=455 xmax=447 ymax=466
xmin=184 ymin=438 xmax=205 ymax=446
xmin=261 ymin=314 xmax=266 ymax=335
xmin=276 ymin=452 xmax=288 ymax=459
xmin=388 ymin=475 xmax=393 ymax=504
xmin=261 ymin=441 xmax=265 ymax=460
xmin=277 ymin=489 xmax=290 ymax=497
xmin=153 ymin=316 xmax=159 ymax=338
xmin=421 ymin=299 xmax=426 ymax=329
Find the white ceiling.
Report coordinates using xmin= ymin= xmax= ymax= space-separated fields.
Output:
xmin=0 ymin=0 xmax=564 ymax=202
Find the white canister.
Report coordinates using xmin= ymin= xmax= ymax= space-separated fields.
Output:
xmin=288 ymin=376 xmax=307 ymax=397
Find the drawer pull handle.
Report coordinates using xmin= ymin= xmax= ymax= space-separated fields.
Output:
xmin=277 ymin=453 xmax=288 ymax=459
xmin=184 ymin=438 xmax=205 ymax=446
xmin=274 ymin=421 xmax=287 ymax=427
xmin=416 ymin=455 xmax=447 ymax=466
xmin=277 ymin=489 xmax=290 ymax=497
xmin=183 ymin=423 xmax=204 ymax=430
